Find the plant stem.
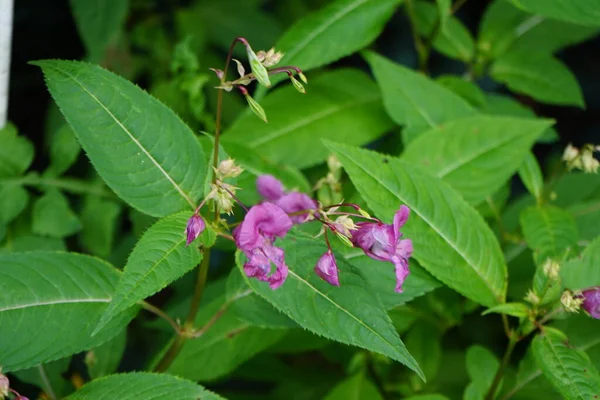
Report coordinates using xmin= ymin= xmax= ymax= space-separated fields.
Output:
xmin=185 ymin=248 xmax=211 ymax=327
xmin=153 ymin=335 xmax=186 ymax=373
xmin=140 ymin=301 xmax=181 ymax=334
xmin=404 ymin=0 xmax=429 ymax=73
xmin=485 ymin=336 xmax=518 ymax=400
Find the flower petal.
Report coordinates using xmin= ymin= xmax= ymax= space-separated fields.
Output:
xmin=394 ymin=258 xmax=411 ymax=293
xmin=256 ymin=175 xmax=285 ymax=202
xmin=315 ymin=250 xmax=340 ymax=286
xmin=235 ymin=203 xmax=293 ymax=252
xmin=276 ymin=192 xmax=317 ymax=224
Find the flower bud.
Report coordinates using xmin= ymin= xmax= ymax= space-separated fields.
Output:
xmin=244 ymin=93 xmax=268 ymax=123
xmin=245 ymin=44 xmax=271 ymax=87
xmin=525 ymin=289 xmax=540 ymax=305
xmin=581 ymin=148 xmax=599 ymax=174
xmin=334 ymin=230 xmax=354 ymax=247
xmin=315 ymin=249 xmax=340 ymax=286
xmin=290 ymin=75 xmax=306 ymax=94
xmin=560 ymin=290 xmax=583 ymax=313
xmin=232 ymin=59 xmax=246 ymax=78
xmin=581 ymin=286 xmax=600 ymax=319
xmin=0 ymin=373 xmax=8 ymax=398
xmin=562 ymin=143 xmax=579 ymax=163
xmin=216 ymin=159 xmax=243 ymax=179
xmin=258 ymin=47 xmax=284 ymax=67
xmin=333 ymin=215 xmax=357 ymax=238
xmin=209 ymin=68 xmax=225 ymax=81
xmin=298 ymin=72 xmax=308 ymax=84
xmin=542 ymin=259 xmax=560 ymax=279
xmin=185 ymin=214 xmax=206 ymax=246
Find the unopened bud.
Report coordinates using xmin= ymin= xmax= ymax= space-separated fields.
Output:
xmin=581 ymin=286 xmax=600 ymax=319
xmin=314 ymin=249 xmax=340 ymax=286
xmin=258 ymin=47 xmax=284 ymax=67
xmin=185 ymin=214 xmax=206 ymax=246
xmin=209 ymin=68 xmax=225 ymax=81
xmin=216 ymin=159 xmax=243 ymax=179
xmin=334 ymin=230 xmax=354 ymax=247
xmin=298 ymin=72 xmax=308 ymax=84
xmin=562 ymin=143 xmax=579 ymax=163
xmin=215 ymin=82 xmax=234 ymax=92
xmin=581 ymin=148 xmax=599 ymax=174
xmin=245 ymin=44 xmax=271 ymax=87
xmin=358 ymin=208 xmax=372 ymax=219
xmin=0 ymin=373 xmax=9 ymax=398
xmin=561 ymin=290 xmax=583 ymax=313
xmin=233 ymin=59 xmax=245 ymax=78
xmin=244 ymin=94 xmax=268 ymax=123
xmin=524 ymin=289 xmax=540 ymax=305
xmin=327 ymin=154 xmax=342 ymax=173
xmin=290 ymin=75 xmax=306 ymax=94
xmin=542 ymin=259 xmax=560 ymax=279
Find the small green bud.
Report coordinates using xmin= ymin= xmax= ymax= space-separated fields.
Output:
xmin=246 ymin=44 xmax=271 ymax=87
xmin=232 ymin=59 xmax=245 ymax=78
xmin=290 ymin=75 xmax=306 ymax=94
xmin=298 ymin=71 xmax=308 ymax=84
xmin=244 ymin=94 xmax=268 ymax=123
xmin=358 ymin=208 xmax=372 ymax=219
xmin=334 ymin=230 xmax=354 ymax=247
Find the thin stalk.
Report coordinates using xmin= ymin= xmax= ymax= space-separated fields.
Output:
xmin=38 ymin=364 xmax=57 ymax=400
xmin=185 ymin=248 xmax=211 ymax=328
xmin=485 ymin=337 xmax=518 ymax=400
xmin=140 ymin=301 xmax=181 ymax=335
xmin=153 ymin=335 xmax=185 ymax=373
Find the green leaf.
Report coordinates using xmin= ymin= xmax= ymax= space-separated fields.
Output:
xmin=64 ymin=372 xmax=225 ymax=400
xmin=95 ymin=212 xmax=206 ymax=333
xmin=324 ymin=373 xmax=384 ymax=400
xmin=342 ymin=251 xmax=441 ymax=310
xmin=69 ymin=0 xmax=129 ymax=62
xmin=224 ymin=69 xmax=393 ymax=169
xmin=12 ymin=358 xmax=72 ymax=399
xmin=510 ymin=0 xmax=600 ymax=27
xmin=326 ymin=142 xmax=507 ymax=307
xmin=520 ymin=205 xmax=579 ymax=262
xmin=237 ymin=231 xmax=424 ymax=379
xmin=483 ymin=302 xmax=530 ymax=317
xmin=33 ymin=60 xmax=206 ymax=217
xmin=402 ymin=116 xmax=551 ymax=204
xmin=364 ymin=51 xmax=475 ymax=136
xmin=550 ymin=172 xmax=600 ymax=208
xmin=1 ymin=234 xmax=66 ymax=253
xmin=491 ymin=51 xmax=584 ymax=107
xmin=167 ymin=293 xmax=286 ymax=381
xmin=32 ymin=189 xmax=82 ymax=238
xmin=47 ymin=124 xmax=81 ymax=176
xmin=568 ymin=200 xmax=600 ymax=241
xmin=482 ymin=93 xmax=559 ymax=143
xmin=0 ymin=123 xmax=34 ymax=177
xmin=0 ymin=252 xmax=136 ymax=372
xmin=518 ymin=152 xmax=544 ymax=203
xmin=561 ymin=236 xmax=600 ymax=290
xmin=269 ymin=0 xmax=402 ymax=87
xmin=478 ymin=0 xmax=599 ymax=59
xmin=436 ymin=75 xmax=486 ymax=107
xmin=79 ymin=196 xmax=121 ymax=258
xmin=532 ymin=327 xmax=600 ymax=399
xmin=464 ymin=345 xmax=501 ymax=400
xmin=412 ymin=1 xmax=475 ymax=61
xmin=404 ymin=322 xmax=442 ymax=389
xmin=404 ymin=395 xmax=450 ymax=400
xmin=0 ymin=183 xmax=29 ymax=224
xmin=85 ymin=329 xmax=126 ymax=379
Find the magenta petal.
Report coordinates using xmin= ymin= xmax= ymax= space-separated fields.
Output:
xmin=396 ymin=238 xmax=413 ymax=259
xmin=393 ymin=205 xmax=410 ymax=239
xmin=315 ymin=250 xmax=340 ymax=286
xmin=256 ymin=175 xmax=285 ymax=201
xmin=276 ymin=192 xmax=318 ymax=224
xmin=393 ymin=258 xmax=410 ymax=293
xmin=185 ymin=214 xmax=206 ymax=246
xmin=235 ymin=203 xmax=293 ymax=252
xmin=582 ymin=287 xmax=600 ymax=319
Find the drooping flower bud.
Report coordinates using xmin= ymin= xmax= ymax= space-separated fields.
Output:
xmin=185 ymin=214 xmax=206 ymax=246
xmin=245 ymin=44 xmax=271 ymax=87
xmin=581 ymin=286 xmax=600 ymax=319
xmin=290 ymin=75 xmax=306 ymax=94
xmin=298 ymin=71 xmax=308 ymax=84
xmin=560 ymin=289 xmax=583 ymax=313
xmin=243 ymin=93 xmax=268 ymax=123
xmin=315 ymin=249 xmax=340 ymax=286
xmin=0 ymin=372 xmax=9 ymax=398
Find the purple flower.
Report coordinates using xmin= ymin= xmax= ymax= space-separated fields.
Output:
xmin=315 ymin=249 xmax=340 ymax=286
xmin=256 ymin=175 xmax=285 ymax=202
xmin=185 ymin=214 xmax=206 ymax=246
xmin=235 ymin=203 xmax=293 ymax=289
xmin=351 ymin=205 xmax=413 ymax=293
xmin=581 ymin=287 xmax=600 ymax=319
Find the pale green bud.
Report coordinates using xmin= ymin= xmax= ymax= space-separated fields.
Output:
xmin=244 ymin=94 xmax=268 ymax=123
xmin=232 ymin=59 xmax=245 ymax=78
xmin=334 ymin=230 xmax=354 ymax=247
xmin=298 ymin=72 xmax=308 ymax=84
xmin=246 ymin=44 xmax=271 ymax=87
xmin=290 ymin=75 xmax=306 ymax=94
xmin=561 ymin=290 xmax=583 ymax=313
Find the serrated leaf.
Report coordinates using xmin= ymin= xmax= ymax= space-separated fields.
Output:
xmin=47 ymin=124 xmax=81 ymax=176
xmin=0 ymin=183 xmax=29 ymax=224
xmin=95 ymin=212 xmax=206 ymax=334
xmin=34 ymin=60 xmax=206 ymax=217
xmin=532 ymin=327 xmax=600 ymax=399
xmin=561 ymin=236 xmax=600 ymax=290
xmin=264 ymin=0 xmax=402 ymax=89
xmin=69 ymin=0 xmax=129 ymax=62
xmin=324 ymin=373 xmax=384 ymax=400
xmin=491 ymin=51 xmax=584 ymax=107
xmin=326 ymin=141 xmax=507 ymax=307
xmin=224 ymin=69 xmax=393 ymax=169
xmin=0 ymin=252 xmax=136 ymax=372
xmin=79 ymin=196 xmax=121 ymax=258
xmin=412 ymin=1 xmax=475 ymax=61
xmin=364 ymin=51 xmax=476 ymax=137
xmin=465 ymin=345 xmax=501 ymax=400
xmin=64 ymin=372 xmax=225 ymax=400
xmin=520 ymin=205 xmax=579 ymax=262
xmin=32 ymin=189 xmax=82 ymax=238
xmin=0 ymin=123 xmax=34 ymax=178
xmin=237 ymin=231 xmax=424 ymax=379
xmin=436 ymin=75 xmax=486 ymax=107
xmin=166 ymin=293 xmax=286 ymax=381
xmin=518 ymin=152 xmax=544 ymax=203
xmin=510 ymin=0 xmax=600 ymax=27
xmin=483 ymin=302 xmax=529 ymax=317
xmin=86 ymin=329 xmax=126 ymax=379
xmin=402 ymin=116 xmax=551 ymax=204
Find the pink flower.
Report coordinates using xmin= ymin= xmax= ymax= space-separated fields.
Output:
xmin=234 ymin=203 xmax=293 ymax=289
xmin=256 ymin=175 xmax=285 ymax=202
xmin=315 ymin=249 xmax=339 ymax=286
xmin=256 ymin=175 xmax=317 ymax=224
xmin=581 ymin=287 xmax=600 ymax=319
xmin=185 ymin=214 xmax=206 ymax=246
xmin=351 ymin=206 xmax=413 ymax=293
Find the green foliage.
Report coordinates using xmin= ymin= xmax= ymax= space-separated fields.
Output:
xmin=47 ymin=125 xmax=81 ymax=177
xmin=0 ymin=184 xmax=29 ymax=225
xmin=86 ymin=329 xmax=127 ymax=379
xmin=0 ymin=252 xmax=136 ymax=372
xmin=518 ymin=152 xmax=544 ymax=203
xmin=224 ymin=69 xmax=393 ymax=169
xmin=33 ymin=60 xmax=207 ymax=217
xmin=32 ymin=189 xmax=82 ymax=238
xmin=510 ymin=0 xmax=600 ymax=27
xmin=464 ymin=345 xmax=501 ymax=399
xmin=327 ymin=142 xmax=507 ymax=307
xmin=323 ymin=373 xmax=384 ymax=400
xmin=0 ymin=123 xmax=34 ymax=178
xmin=561 ymin=236 xmax=600 ymax=290
xmin=79 ymin=196 xmax=121 ymax=257
xmin=532 ymin=327 xmax=600 ymax=399
xmin=64 ymin=372 xmax=224 ymax=399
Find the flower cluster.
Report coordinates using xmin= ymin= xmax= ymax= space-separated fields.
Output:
xmin=560 ymin=286 xmax=600 ymax=319
xmin=185 ymin=170 xmax=414 ymax=293
xmin=563 ymin=143 xmax=600 ymax=174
